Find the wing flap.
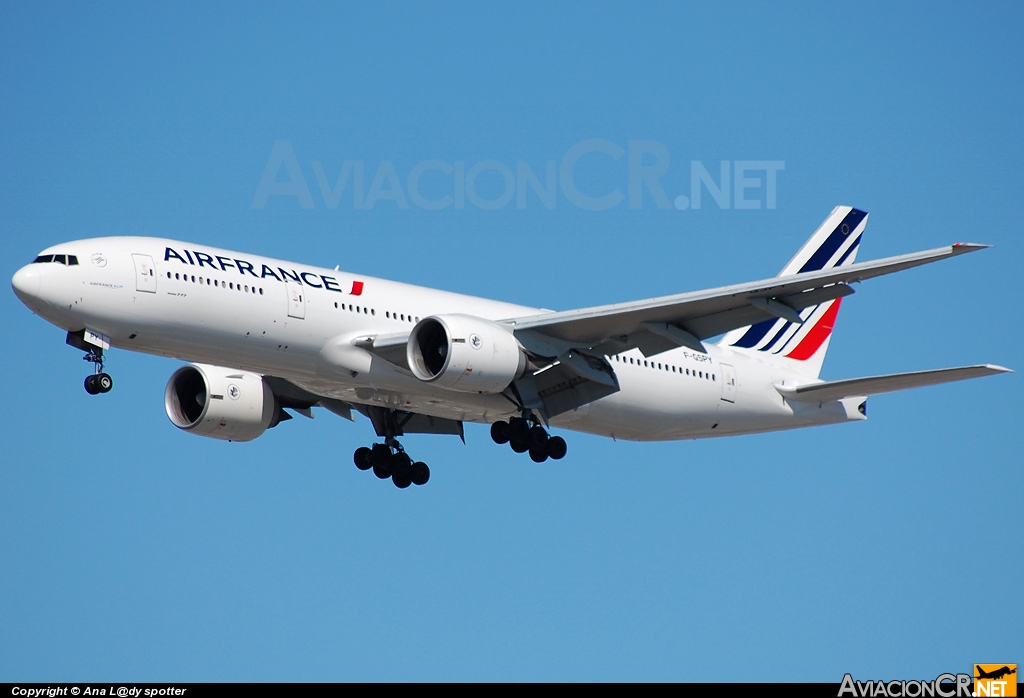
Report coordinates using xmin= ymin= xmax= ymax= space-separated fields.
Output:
xmin=776 ymin=364 xmax=1011 ymax=403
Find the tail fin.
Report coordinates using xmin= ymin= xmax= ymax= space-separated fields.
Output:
xmin=719 ymin=206 xmax=868 ymax=378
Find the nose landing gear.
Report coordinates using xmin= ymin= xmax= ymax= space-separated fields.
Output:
xmin=67 ymin=330 xmax=113 ymax=395
xmin=82 ymin=348 xmax=113 ymax=395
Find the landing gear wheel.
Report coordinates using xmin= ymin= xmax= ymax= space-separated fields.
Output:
xmin=372 ymin=460 xmax=393 ymax=479
xmin=411 ymin=462 xmax=430 ymax=486
xmin=508 ymin=417 xmax=530 ymax=443
xmin=354 ymin=447 xmax=373 ymax=471
xmin=392 ymin=452 xmax=413 ymax=479
xmin=490 ymin=421 xmax=510 ymax=445
xmin=529 ymin=425 xmax=549 ymax=451
xmin=546 ymin=436 xmax=567 ymax=460
xmin=392 ymin=472 xmax=412 ymax=489
xmin=96 ymin=373 xmax=113 ymax=393
xmin=370 ymin=443 xmax=391 ymax=467
xmin=510 ymin=438 xmax=529 ymax=454
xmin=529 ymin=447 xmax=548 ymax=463
xmin=84 ymin=375 xmax=99 ymax=395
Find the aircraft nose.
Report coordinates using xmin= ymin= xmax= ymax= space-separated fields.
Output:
xmin=11 ymin=265 xmax=41 ymax=304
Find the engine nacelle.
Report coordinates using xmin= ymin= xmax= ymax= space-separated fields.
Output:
xmin=164 ymin=363 xmax=278 ymax=442
xmin=408 ymin=314 xmax=527 ymax=393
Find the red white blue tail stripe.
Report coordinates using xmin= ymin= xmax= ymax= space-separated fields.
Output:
xmin=721 ymin=206 xmax=868 ymax=375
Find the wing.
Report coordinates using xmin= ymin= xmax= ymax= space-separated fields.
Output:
xmin=265 ymin=375 xmax=467 ymax=437
xmin=775 ymin=364 xmax=1011 ymax=403
xmin=509 ymin=243 xmax=987 ymax=358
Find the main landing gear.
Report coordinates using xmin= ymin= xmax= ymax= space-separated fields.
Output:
xmin=82 ymin=347 xmax=113 ymax=395
xmin=353 ymin=440 xmax=430 ymax=489
xmin=489 ymin=415 xmax=567 ymax=463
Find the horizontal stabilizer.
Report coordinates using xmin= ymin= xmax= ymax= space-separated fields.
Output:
xmin=776 ymin=364 xmax=1012 ymax=402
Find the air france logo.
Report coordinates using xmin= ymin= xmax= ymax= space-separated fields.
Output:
xmin=164 ymin=247 xmax=365 ymax=296
xmin=975 ymin=665 xmax=1017 ymax=697
xmin=91 ymin=253 xmax=107 ymax=267
xmin=470 ymin=333 xmax=483 ymax=350
xmin=227 ymin=384 xmax=240 ymax=400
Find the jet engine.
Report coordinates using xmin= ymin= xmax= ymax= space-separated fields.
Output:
xmin=164 ymin=363 xmax=281 ymax=441
xmin=407 ymin=314 xmax=527 ymax=393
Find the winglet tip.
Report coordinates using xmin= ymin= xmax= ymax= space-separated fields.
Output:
xmin=951 ymin=242 xmax=991 ymax=253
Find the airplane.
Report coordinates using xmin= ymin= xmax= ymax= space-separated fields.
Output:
xmin=10 ymin=206 xmax=1010 ymax=488
xmin=976 ymin=666 xmax=1016 ymax=681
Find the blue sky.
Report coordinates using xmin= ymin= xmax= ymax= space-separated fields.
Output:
xmin=1 ymin=1 xmax=1020 ymax=682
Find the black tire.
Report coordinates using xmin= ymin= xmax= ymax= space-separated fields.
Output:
xmin=392 ymin=472 xmax=412 ymax=489
xmin=546 ymin=435 xmax=567 ymax=460
xmin=490 ymin=421 xmax=510 ymax=445
xmin=97 ymin=373 xmax=113 ymax=393
xmin=370 ymin=443 xmax=391 ymax=468
xmin=371 ymin=444 xmax=393 ymax=479
xmin=510 ymin=438 xmax=529 ymax=454
xmin=353 ymin=447 xmax=373 ymax=470
xmin=411 ymin=462 xmax=430 ymax=486
xmin=84 ymin=375 xmax=99 ymax=395
xmin=529 ymin=425 xmax=548 ymax=450
xmin=508 ymin=417 xmax=530 ymax=443
xmin=529 ymin=447 xmax=548 ymax=463
xmin=392 ymin=452 xmax=412 ymax=478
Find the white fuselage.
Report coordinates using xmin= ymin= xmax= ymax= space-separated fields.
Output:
xmin=12 ymin=237 xmax=865 ymax=442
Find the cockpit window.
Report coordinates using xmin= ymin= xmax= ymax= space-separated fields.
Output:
xmin=32 ymin=254 xmax=78 ymax=265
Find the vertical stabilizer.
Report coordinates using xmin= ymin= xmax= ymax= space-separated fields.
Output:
xmin=719 ymin=206 xmax=868 ymax=378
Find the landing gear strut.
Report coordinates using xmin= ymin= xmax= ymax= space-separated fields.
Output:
xmin=82 ymin=347 xmax=113 ymax=395
xmin=490 ymin=414 xmax=567 ymax=463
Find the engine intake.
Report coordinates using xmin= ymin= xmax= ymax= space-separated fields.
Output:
xmin=164 ymin=363 xmax=279 ymax=442
xmin=408 ymin=314 xmax=526 ymax=393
